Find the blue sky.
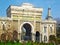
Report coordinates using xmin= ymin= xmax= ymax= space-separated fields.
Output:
xmin=0 ymin=0 xmax=60 ymax=19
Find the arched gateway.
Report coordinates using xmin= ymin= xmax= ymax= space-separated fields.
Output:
xmin=21 ymin=23 xmax=32 ymax=41
xmin=20 ymin=22 xmax=34 ymax=41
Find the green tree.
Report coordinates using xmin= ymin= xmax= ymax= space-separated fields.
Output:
xmin=49 ymin=35 xmax=56 ymax=44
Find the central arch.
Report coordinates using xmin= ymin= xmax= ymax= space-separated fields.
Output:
xmin=20 ymin=22 xmax=33 ymax=41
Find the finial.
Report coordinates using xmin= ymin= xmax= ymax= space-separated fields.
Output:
xmin=48 ymin=8 xmax=51 ymax=16
xmin=46 ymin=8 xmax=53 ymax=20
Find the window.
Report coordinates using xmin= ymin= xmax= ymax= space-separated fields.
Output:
xmin=1 ymin=22 xmax=6 ymax=30
xmin=50 ymin=27 xmax=52 ymax=33
xmin=44 ymin=26 xmax=47 ymax=33
xmin=44 ymin=36 xmax=47 ymax=42
xmin=3 ymin=24 xmax=5 ymax=30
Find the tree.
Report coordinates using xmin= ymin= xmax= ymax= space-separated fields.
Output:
xmin=57 ymin=26 xmax=60 ymax=38
xmin=49 ymin=35 xmax=56 ymax=44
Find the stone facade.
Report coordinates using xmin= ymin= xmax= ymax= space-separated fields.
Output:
xmin=0 ymin=3 xmax=56 ymax=43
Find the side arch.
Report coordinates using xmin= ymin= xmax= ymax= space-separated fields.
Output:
xmin=35 ymin=31 xmax=40 ymax=42
xmin=13 ymin=30 xmax=18 ymax=41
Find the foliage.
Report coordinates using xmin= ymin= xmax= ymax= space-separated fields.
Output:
xmin=56 ymin=38 xmax=60 ymax=44
xmin=0 ymin=40 xmax=57 ymax=45
xmin=49 ymin=35 xmax=56 ymax=43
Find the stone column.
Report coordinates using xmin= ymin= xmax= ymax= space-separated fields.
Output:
xmin=18 ymin=30 xmax=22 ymax=42
xmin=18 ymin=33 xmax=19 ymax=40
xmin=40 ymin=34 xmax=42 ymax=42
xmin=32 ymin=33 xmax=35 ymax=42
xmin=18 ymin=33 xmax=21 ymax=42
xmin=40 ymin=35 xmax=41 ymax=42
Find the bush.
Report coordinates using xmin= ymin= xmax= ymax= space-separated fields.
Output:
xmin=0 ymin=41 xmax=57 ymax=45
xmin=26 ymin=41 xmax=32 ymax=45
xmin=57 ymin=38 xmax=60 ymax=44
xmin=0 ymin=41 xmax=5 ymax=45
